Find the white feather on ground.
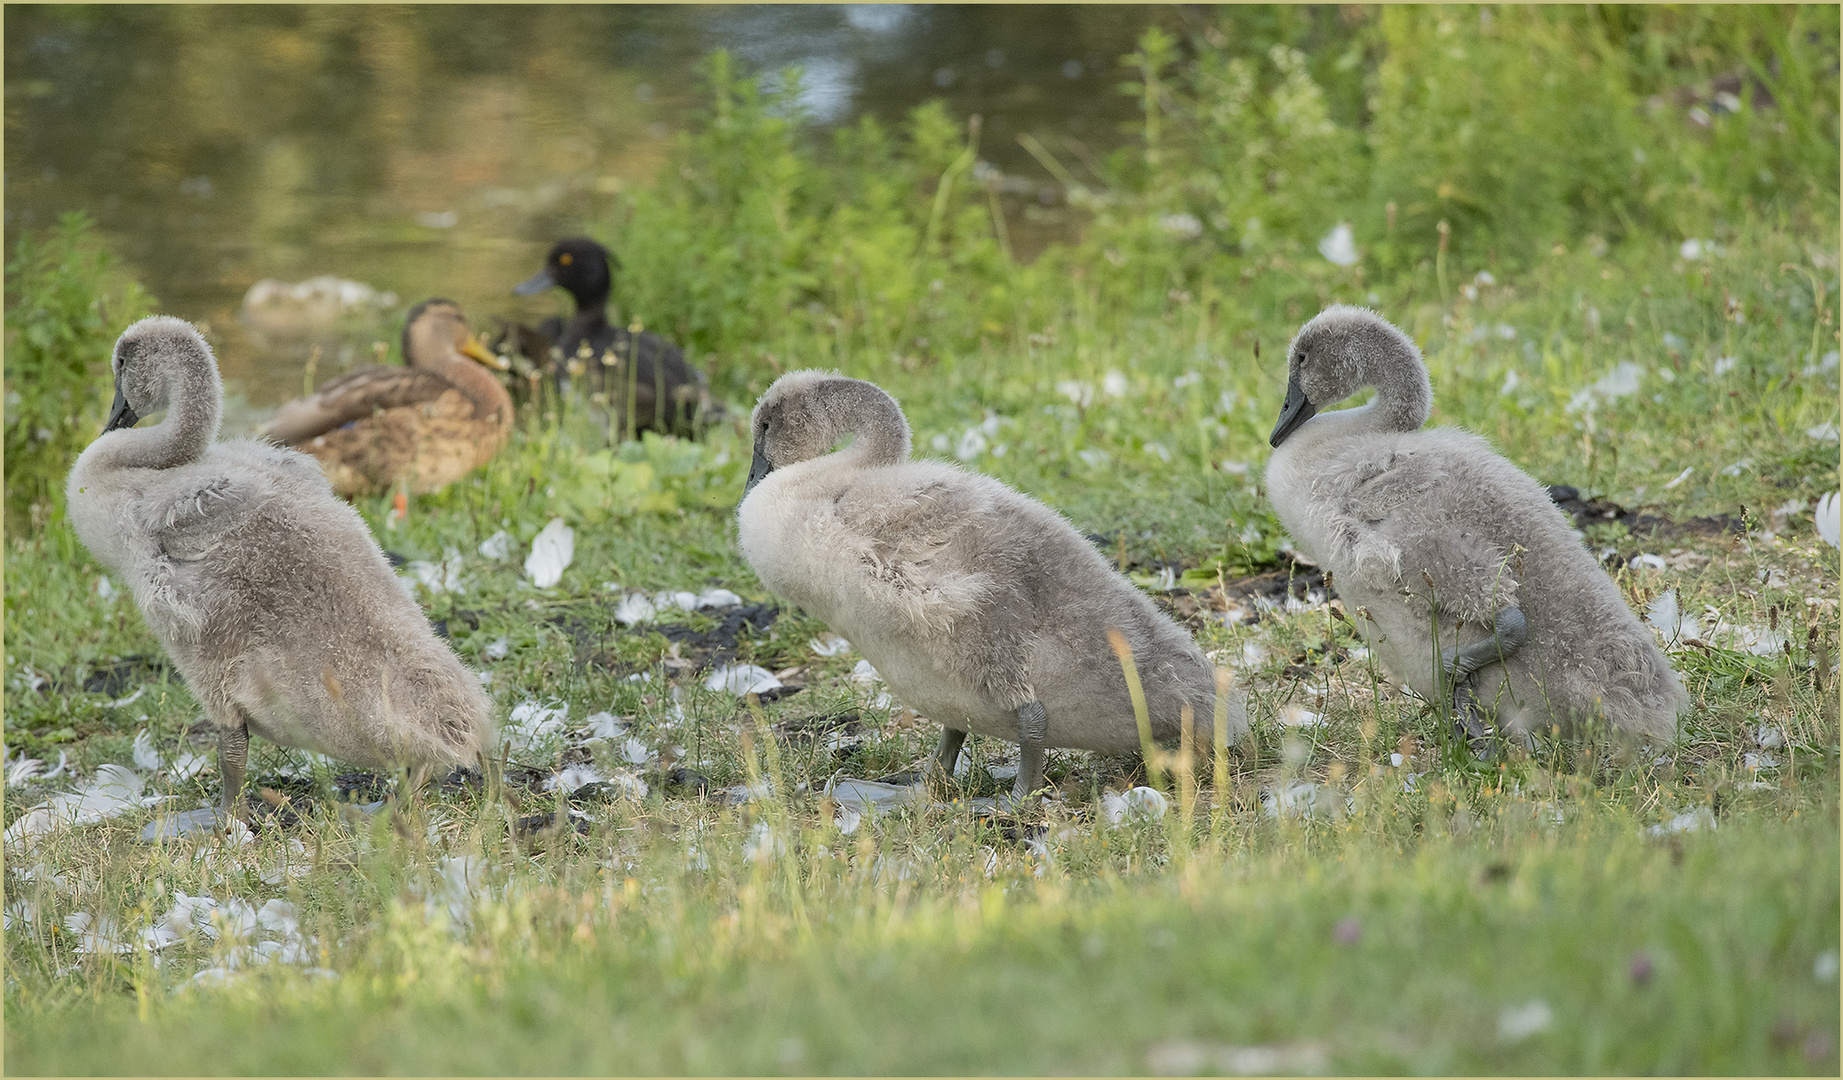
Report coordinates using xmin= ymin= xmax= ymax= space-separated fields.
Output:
xmin=524 ymin=518 xmax=574 ymax=587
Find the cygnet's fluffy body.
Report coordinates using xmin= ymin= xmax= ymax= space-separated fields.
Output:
xmin=68 ymin=316 xmax=493 ymax=815
xmin=737 ymin=371 xmax=1244 ymax=796
xmin=1265 ymin=306 xmax=1687 ymax=743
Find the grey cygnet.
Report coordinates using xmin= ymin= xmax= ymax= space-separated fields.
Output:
xmin=736 ymin=370 xmax=1247 ymax=803
xmin=67 ymin=316 xmax=494 ymax=823
xmin=1265 ymin=305 xmax=1688 ymax=752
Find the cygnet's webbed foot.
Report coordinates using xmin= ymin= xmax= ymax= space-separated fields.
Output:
xmin=1440 ymin=606 xmax=1529 ymax=759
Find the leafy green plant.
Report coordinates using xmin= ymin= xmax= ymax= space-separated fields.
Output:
xmin=3 ymin=212 xmax=155 ymax=532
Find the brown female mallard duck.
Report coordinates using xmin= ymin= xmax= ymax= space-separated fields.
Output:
xmin=261 ymin=298 xmax=513 ymax=496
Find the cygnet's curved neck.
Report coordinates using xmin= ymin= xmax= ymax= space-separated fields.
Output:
xmin=100 ymin=361 xmax=222 ymax=472
xmin=1329 ymin=340 xmax=1432 ymax=437
xmin=1365 ymin=355 xmax=1432 ymax=433
xmin=830 ymin=381 xmax=912 ymax=469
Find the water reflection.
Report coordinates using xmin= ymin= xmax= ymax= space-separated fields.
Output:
xmin=5 ymin=5 xmax=1175 ymax=408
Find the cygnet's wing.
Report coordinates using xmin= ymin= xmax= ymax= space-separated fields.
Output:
xmin=835 ymin=473 xmax=999 ymax=636
xmin=261 ymin=366 xmax=455 ymax=445
xmin=1318 ymin=440 xmax=1518 ymax=623
xmin=150 ymin=471 xmax=274 ymax=562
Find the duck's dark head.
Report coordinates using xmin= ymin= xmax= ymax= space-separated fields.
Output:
xmin=514 ymin=238 xmax=617 ymax=310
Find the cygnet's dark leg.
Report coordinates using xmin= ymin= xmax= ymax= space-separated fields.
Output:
xmin=1003 ymin=701 xmax=1050 ymax=811
xmin=218 ymin=723 xmax=251 ymax=823
xmin=1440 ymin=606 xmax=1529 ymax=757
xmin=930 ymin=727 xmax=968 ymax=784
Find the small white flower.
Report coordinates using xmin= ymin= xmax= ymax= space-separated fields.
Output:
xmin=1500 ymin=369 xmax=1521 ymax=396
xmin=1815 ymin=950 xmax=1839 ymax=983
xmin=1318 ymin=222 xmax=1359 ymax=267
xmin=1055 ymin=381 xmax=1094 ymax=409
xmin=483 ymin=636 xmax=510 ymax=660
xmin=1101 ymin=371 xmax=1129 ymax=398
xmin=95 ymin=575 xmax=118 ymax=601
xmin=954 ymin=429 xmax=988 ymax=460
xmin=1498 ymin=1000 xmax=1554 ymax=1041
xmin=1157 ymin=212 xmax=1202 ymax=240
xmin=1713 ymin=356 xmax=1737 ymax=376
xmin=1806 ymin=421 xmax=1839 ymax=443
xmin=1679 ymin=238 xmax=1704 ymax=260
xmin=1567 ymin=361 xmax=1643 ymax=413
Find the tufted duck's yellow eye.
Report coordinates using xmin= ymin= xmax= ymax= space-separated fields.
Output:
xmin=559 ymin=253 xmax=574 ymax=266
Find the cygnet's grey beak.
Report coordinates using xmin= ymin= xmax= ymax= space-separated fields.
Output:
xmin=513 ymin=268 xmax=555 ymax=296
xmin=103 ymin=385 xmax=140 ymax=433
xmin=1269 ymin=375 xmax=1317 ymax=448
xmin=743 ymin=443 xmax=775 ymax=499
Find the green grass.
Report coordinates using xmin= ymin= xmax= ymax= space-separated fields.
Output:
xmin=4 ymin=10 xmax=1839 ymax=1074
xmin=4 ymin=218 xmax=1836 ymax=1073
xmin=7 ymin=811 xmax=1837 ymax=1075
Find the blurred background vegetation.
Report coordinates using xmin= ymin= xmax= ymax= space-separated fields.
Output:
xmin=4 ymin=4 xmax=1837 ymax=533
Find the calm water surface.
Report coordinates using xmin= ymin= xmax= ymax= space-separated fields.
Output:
xmin=5 ymin=5 xmax=1180 ymax=408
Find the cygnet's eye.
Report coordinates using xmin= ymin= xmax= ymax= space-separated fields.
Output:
xmin=559 ymin=252 xmax=574 ymax=267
